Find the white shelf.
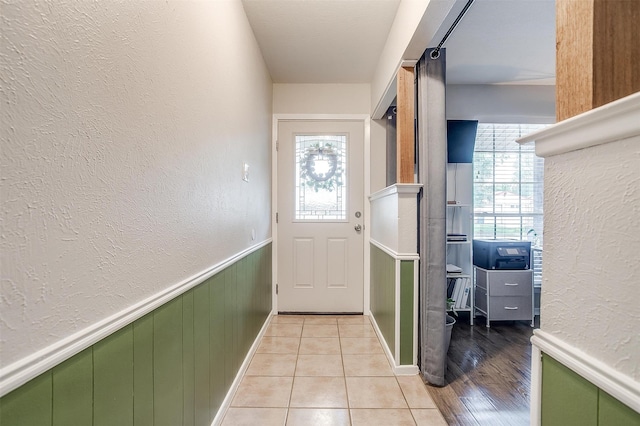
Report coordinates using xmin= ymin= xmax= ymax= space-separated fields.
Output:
xmin=446 ymin=164 xmax=474 ymax=325
xmin=447 ymin=273 xmax=471 ymax=279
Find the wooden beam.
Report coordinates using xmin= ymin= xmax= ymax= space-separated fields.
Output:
xmin=592 ymin=0 xmax=640 ymax=110
xmin=556 ymin=0 xmax=640 ymax=121
xmin=396 ymin=66 xmax=415 ymax=183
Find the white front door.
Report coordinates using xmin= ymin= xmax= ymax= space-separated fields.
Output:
xmin=277 ymin=120 xmax=364 ymax=313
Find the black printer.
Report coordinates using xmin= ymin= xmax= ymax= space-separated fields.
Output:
xmin=473 ymin=239 xmax=531 ymax=270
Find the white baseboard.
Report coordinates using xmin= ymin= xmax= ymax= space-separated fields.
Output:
xmin=531 ymin=329 xmax=640 ymax=415
xmin=0 ymin=239 xmax=272 ymax=398
xmin=370 ymin=314 xmax=419 ymax=376
xmin=370 ymin=314 xmax=396 ymax=368
xmin=211 ymin=312 xmax=274 ymax=426
xmin=395 ymin=365 xmax=420 ymax=375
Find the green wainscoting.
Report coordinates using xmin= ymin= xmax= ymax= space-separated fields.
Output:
xmin=0 ymin=244 xmax=272 ymax=426
xmin=370 ymin=244 xmax=396 ymax=358
xmin=370 ymin=244 xmax=416 ymax=367
xmin=399 ymin=260 xmax=414 ymax=366
xmin=541 ymin=353 xmax=640 ymax=426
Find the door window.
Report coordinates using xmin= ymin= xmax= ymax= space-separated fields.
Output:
xmin=295 ymin=135 xmax=347 ymax=221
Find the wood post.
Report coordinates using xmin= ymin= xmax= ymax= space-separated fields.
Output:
xmin=397 ymin=66 xmax=415 ymax=183
xmin=556 ymin=0 xmax=640 ymax=121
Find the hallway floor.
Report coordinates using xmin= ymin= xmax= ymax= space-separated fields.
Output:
xmin=427 ymin=313 xmax=535 ymax=425
xmin=221 ymin=315 xmax=448 ymax=425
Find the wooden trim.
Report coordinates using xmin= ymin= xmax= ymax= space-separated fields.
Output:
xmin=368 ymin=183 xmax=422 ymax=201
xmin=556 ymin=0 xmax=594 ymax=122
xmin=531 ymin=344 xmax=543 ymax=426
xmin=592 ymin=0 xmax=640 ymax=110
xmin=396 ymin=66 xmax=415 ymax=183
xmin=394 ymin=259 xmax=401 ymax=366
xmin=531 ymin=329 xmax=640 ymax=414
xmin=369 ymin=239 xmax=420 ymax=261
xmin=556 ymin=0 xmax=640 ymax=121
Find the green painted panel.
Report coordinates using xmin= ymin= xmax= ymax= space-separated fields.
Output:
xmin=264 ymin=245 xmax=273 ymax=318
xmin=210 ymin=273 xmax=226 ymax=414
xmin=541 ymin=353 xmax=598 ymax=426
xmin=193 ymin=281 xmax=211 ymax=426
xmin=154 ymin=297 xmax=184 ymax=426
xmin=246 ymin=252 xmax=257 ymax=337
xmin=399 ymin=260 xmax=414 ymax=366
xmin=224 ymin=265 xmax=238 ymax=388
xmin=94 ymin=325 xmax=134 ymax=426
xmin=236 ymin=259 xmax=249 ymax=355
xmin=227 ymin=263 xmax=239 ymax=381
xmin=133 ymin=313 xmax=154 ymax=426
xmin=0 ymin=371 xmax=52 ymax=426
xmin=183 ymin=290 xmax=195 ymax=426
xmin=52 ymin=348 xmax=92 ymax=426
xmin=252 ymin=252 xmax=261 ymax=339
xmin=370 ymin=244 xmax=395 ymax=358
xmin=599 ymin=390 xmax=640 ymax=426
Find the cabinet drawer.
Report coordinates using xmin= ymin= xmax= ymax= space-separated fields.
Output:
xmin=487 ymin=271 xmax=532 ymax=296
xmin=488 ymin=296 xmax=532 ymax=321
xmin=475 ymin=286 xmax=488 ymax=312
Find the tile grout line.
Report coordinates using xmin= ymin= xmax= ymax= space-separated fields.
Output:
xmin=283 ymin=318 xmax=304 ymax=424
xmin=337 ymin=317 xmax=354 ymax=426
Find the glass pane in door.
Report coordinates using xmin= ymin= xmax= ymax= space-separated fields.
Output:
xmin=294 ymin=135 xmax=347 ymax=221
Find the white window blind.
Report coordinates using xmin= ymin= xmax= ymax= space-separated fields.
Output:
xmin=473 ymin=124 xmax=546 ymax=245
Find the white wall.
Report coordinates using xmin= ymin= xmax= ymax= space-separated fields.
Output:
xmin=542 ymin=135 xmax=640 ymax=380
xmin=370 ymin=0 xmax=429 ymax=115
xmin=369 ymin=185 xmax=422 ymax=255
xmin=447 ymin=84 xmax=555 ymax=123
xmin=273 ymin=83 xmax=370 ymax=114
xmin=370 ymin=119 xmax=387 ymax=193
xmin=0 ymin=0 xmax=272 ymax=368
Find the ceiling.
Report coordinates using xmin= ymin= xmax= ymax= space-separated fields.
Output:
xmin=242 ymin=0 xmax=401 ymax=84
xmin=444 ymin=0 xmax=555 ymax=85
xmin=242 ymin=0 xmax=555 ymax=86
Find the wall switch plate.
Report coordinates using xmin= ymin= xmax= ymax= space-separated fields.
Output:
xmin=242 ymin=163 xmax=249 ymax=182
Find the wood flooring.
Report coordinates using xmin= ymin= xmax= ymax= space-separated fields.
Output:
xmin=425 ymin=313 xmax=537 ymax=426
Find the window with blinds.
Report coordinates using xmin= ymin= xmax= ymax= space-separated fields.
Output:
xmin=473 ymin=123 xmax=546 ymax=245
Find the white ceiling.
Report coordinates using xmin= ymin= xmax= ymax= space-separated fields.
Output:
xmin=242 ymin=0 xmax=555 ymax=86
xmin=242 ymin=0 xmax=401 ymax=83
xmin=444 ymin=0 xmax=556 ymax=85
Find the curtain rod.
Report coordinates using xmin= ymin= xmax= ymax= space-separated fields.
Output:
xmin=430 ymin=0 xmax=476 ymax=59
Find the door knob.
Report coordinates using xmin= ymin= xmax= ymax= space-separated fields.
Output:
xmin=354 ymin=224 xmax=362 ymax=232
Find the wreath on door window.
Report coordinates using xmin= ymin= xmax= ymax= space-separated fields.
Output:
xmin=300 ymin=143 xmax=342 ymax=192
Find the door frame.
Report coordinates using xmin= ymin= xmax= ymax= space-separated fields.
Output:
xmin=271 ymin=114 xmax=371 ymax=314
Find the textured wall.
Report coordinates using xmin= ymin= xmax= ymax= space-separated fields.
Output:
xmin=541 ymin=136 xmax=640 ymax=380
xmin=0 ymin=0 xmax=272 ymax=368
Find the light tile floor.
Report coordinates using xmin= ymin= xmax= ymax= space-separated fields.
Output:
xmin=221 ymin=315 xmax=448 ymax=426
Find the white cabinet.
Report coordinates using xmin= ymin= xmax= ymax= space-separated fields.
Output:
xmin=474 ymin=267 xmax=533 ymax=328
xmin=446 ymin=203 xmax=474 ymax=324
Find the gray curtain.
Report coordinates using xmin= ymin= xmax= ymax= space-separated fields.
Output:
xmin=417 ymin=48 xmax=448 ymax=386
